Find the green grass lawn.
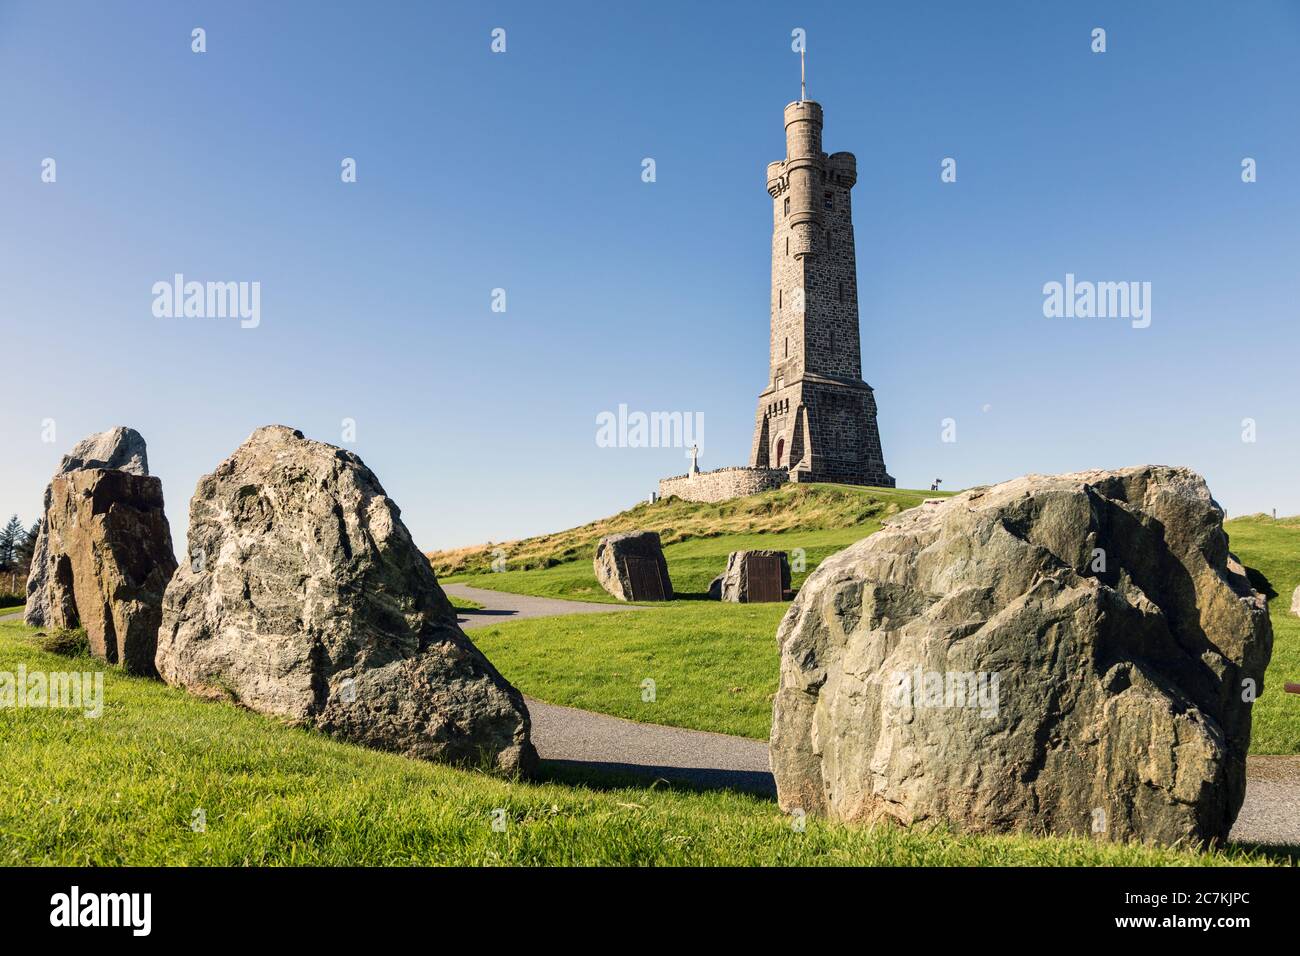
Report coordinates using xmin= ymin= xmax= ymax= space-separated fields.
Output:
xmin=0 ymin=620 xmax=1287 ymax=865
xmin=467 ymin=513 xmax=1300 ymax=754
xmin=1223 ymin=515 xmax=1300 ymax=753
xmin=475 ymin=604 xmax=785 ymax=739
xmin=0 ymin=602 xmax=23 ymax=613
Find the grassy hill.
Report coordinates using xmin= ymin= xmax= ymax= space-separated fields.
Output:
xmin=435 ymin=483 xmax=941 ymax=600
xmin=430 ymin=483 xmax=938 ymax=576
xmin=0 ymin=618 xmax=1286 ymax=866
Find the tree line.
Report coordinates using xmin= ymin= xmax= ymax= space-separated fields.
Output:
xmin=1 ymin=515 xmax=39 ymax=599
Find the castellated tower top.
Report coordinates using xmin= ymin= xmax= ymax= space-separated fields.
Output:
xmin=766 ymin=101 xmax=857 ymax=260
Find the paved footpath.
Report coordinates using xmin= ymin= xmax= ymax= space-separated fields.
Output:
xmin=444 ymin=583 xmax=646 ymax=629
xmin=1233 ymin=756 xmax=1300 ymax=846
xmin=526 ymin=696 xmax=775 ymax=795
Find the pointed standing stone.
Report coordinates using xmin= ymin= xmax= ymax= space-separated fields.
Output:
xmin=155 ymin=426 xmax=535 ymax=774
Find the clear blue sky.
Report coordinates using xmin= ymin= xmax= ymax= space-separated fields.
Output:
xmin=2 ymin=1 xmax=1297 ymax=552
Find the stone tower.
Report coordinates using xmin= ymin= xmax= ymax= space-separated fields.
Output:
xmin=750 ymin=99 xmax=893 ymax=487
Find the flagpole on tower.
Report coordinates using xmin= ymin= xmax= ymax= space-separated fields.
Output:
xmin=800 ymin=44 xmax=806 ymax=102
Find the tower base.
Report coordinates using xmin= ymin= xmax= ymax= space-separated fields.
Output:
xmin=750 ymin=374 xmax=894 ymax=488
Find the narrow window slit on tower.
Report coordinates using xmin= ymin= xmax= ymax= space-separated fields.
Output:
xmin=824 ymin=192 xmax=833 ymax=210
xmin=838 ymin=281 xmax=844 ymax=302
xmin=784 ymin=197 xmax=790 ymax=216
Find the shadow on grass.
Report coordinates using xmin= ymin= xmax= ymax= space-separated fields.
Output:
xmin=455 ymin=608 xmax=520 ymax=621
xmin=537 ymin=758 xmax=776 ymax=799
xmin=1245 ymin=565 xmax=1278 ymax=601
xmin=1223 ymin=841 xmax=1300 ymax=865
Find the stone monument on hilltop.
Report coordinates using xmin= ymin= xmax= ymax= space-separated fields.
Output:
xmin=660 ymin=89 xmax=893 ymax=504
xmin=749 ymin=98 xmax=892 ymax=486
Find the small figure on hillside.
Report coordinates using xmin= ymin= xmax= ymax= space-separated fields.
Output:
xmin=930 ymin=478 xmax=942 ymax=492
xmin=688 ymin=444 xmax=700 ymax=475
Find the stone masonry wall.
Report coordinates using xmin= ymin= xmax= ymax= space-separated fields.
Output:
xmin=658 ymin=467 xmax=788 ymax=504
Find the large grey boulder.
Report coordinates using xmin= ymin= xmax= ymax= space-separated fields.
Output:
xmin=155 ymin=426 xmax=535 ymax=774
xmin=771 ymin=466 xmax=1272 ymax=846
xmin=42 ymin=469 xmax=177 ymax=674
xmin=593 ymin=530 xmax=673 ymax=601
xmin=58 ymin=426 xmax=148 ymax=475
xmin=719 ymin=550 xmax=791 ymax=603
xmin=25 ymin=427 xmax=151 ymax=627
xmin=1290 ymin=584 xmax=1300 ymax=617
